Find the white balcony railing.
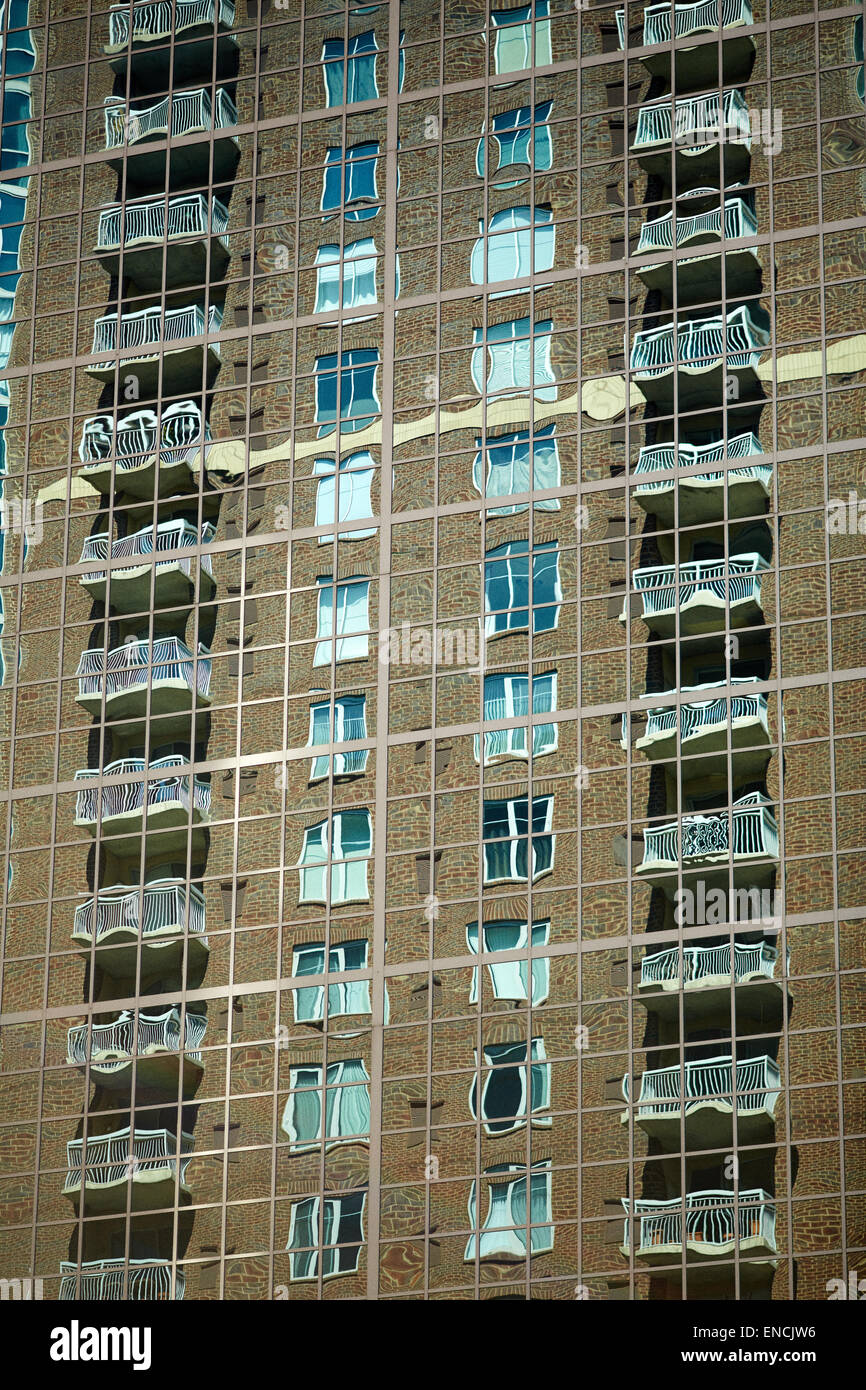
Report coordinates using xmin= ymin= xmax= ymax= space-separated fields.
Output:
xmin=75 ymin=636 xmax=211 ymax=702
xmin=97 ymin=193 xmax=229 ymax=251
xmin=633 ymin=434 xmax=769 ymax=496
xmin=633 ymin=89 xmax=751 ymax=152
xmin=616 ymin=0 xmax=753 ymax=48
xmin=91 ymin=303 xmax=222 ymax=359
xmin=60 ymin=1259 xmax=185 ymax=1301
xmin=104 ymin=87 xmax=237 ymax=148
xmin=640 ymin=939 xmax=784 ymax=989
xmin=74 ymin=755 xmax=211 ymax=826
xmin=641 ymin=791 xmax=779 ymax=870
xmin=65 ymin=1127 xmax=194 ymax=1190
xmin=630 ymin=306 xmax=769 ymax=376
xmin=109 ymin=0 xmax=235 ymax=46
xmin=628 ymin=677 xmax=769 ymax=746
xmin=80 ymin=519 xmax=215 ymax=581
xmin=79 ymin=401 xmax=209 ymax=472
xmin=73 ymin=879 xmax=206 ymax=946
xmin=636 ymin=196 xmax=757 ymax=255
xmin=473 ymin=689 xmax=557 ymax=763
xmin=67 ymin=1007 xmax=207 ymax=1070
xmin=310 ymin=715 xmax=369 ymax=779
xmin=630 ymin=552 xmax=767 ymax=621
xmin=622 ymin=1189 xmax=776 ymax=1254
xmin=623 ymin=1053 xmax=781 ymax=1118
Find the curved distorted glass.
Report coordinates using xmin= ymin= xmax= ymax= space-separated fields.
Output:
xmin=313 ymin=574 xmax=371 ymax=664
xmin=314 ymin=349 xmax=381 ymax=433
xmin=470 ymin=206 xmax=555 ymax=284
xmin=483 ymin=539 xmax=561 ymax=635
xmin=472 ymin=424 xmax=561 ymax=513
xmin=477 ymin=102 xmax=554 ymax=181
xmin=482 ymin=794 xmax=555 ymax=883
xmin=307 ymin=694 xmax=369 ymax=779
xmin=296 ymin=808 xmax=373 ymax=902
xmin=490 ymin=2 xmax=551 ymax=74
xmin=282 ymin=1059 xmax=371 ymax=1148
xmin=466 ymin=1163 xmax=554 ymax=1260
xmin=313 ymin=452 xmax=376 ymax=539
xmin=292 ymin=940 xmax=371 ymax=1021
xmin=471 ymin=317 xmax=557 ymax=400
xmin=322 ymin=30 xmax=379 ymax=107
xmin=314 ymin=238 xmax=378 ymax=312
xmin=466 ymin=919 xmax=551 ymax=1003
xmin=321 ymin=143 xmax=380 ymax=220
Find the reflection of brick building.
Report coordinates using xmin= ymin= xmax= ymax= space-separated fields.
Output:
xmin=0 ymin=0 xmax=864 ymax=1303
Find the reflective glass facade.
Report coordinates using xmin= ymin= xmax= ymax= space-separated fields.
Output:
xmin=0 ymin=0 xmax=864 ymax=1305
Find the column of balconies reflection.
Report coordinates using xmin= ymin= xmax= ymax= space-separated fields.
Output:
xmin=618 ymin=3 xmax=780 ymax=1291
xmin=62 ymin=0 xmax=239 ymax=1302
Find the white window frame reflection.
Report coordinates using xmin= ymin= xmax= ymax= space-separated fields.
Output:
xmin=465 ymin=1162 xmax=554 ymax=1260
xmin=471 ymin=1039 xmax=551 ymax=1135
xmin=282 ymin=1059 xmax=371 ymax=1150
xmin=471 ymin=317 xmax=557 ymax=400
xmin=475 ymin=671 xmax=557 ymax=764
xmin=470 ymin=206 xmax=555 ymax=285
xmin=490 ymin=3 xmax=551 ymax=74
xmin=476 ymin=102 xmax=554 ymax=183
xmin=321 ymin=143 xmax=380 ymax=221
xmin=473 ymin=424 xmax=560 ymax=515
xmin=307 ymin=695 xmax=369 ymax=780
xmin=483 ymin=540 xmax=561 ymax=637
xmin=466 ymin=919 xmax=551 ymax=1004
xmin=296 ymin=809 xmax=372 ymax=903
xmin=314 ymin=575 xmax=370 ymax=665
xmin=313 ymin=452 xmax=376 ymax=541
xmin=314 ymin=349 xmax=380 ymax=434
xmin=314 ymin=239 xmax=378 ymax=313
xmin=1 ymin=78 xmax=33 ymax=171
xmin=292 ymin=940 xmax=371 ymax=1022
xmin=287 ymin=1192 xmax=365 ymax=1281
xmin=322 ymin=30 xmax=379 ymax=107
xmin=482 ymin=794 xmax=555 ymax=884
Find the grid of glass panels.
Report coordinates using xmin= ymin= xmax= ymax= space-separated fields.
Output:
xmin=0 ymin=0 xmax=863 ymax=1304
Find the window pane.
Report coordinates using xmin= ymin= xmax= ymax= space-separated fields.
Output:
xmin=471 ymin=207 xmax=555 ymax=283
xmin=482 ymin=102 xmax=554 ymax=178
xmin=315 ymin=351 xmax=380 ymax=433
xmin=323 ymin=33 xmax=378 ymax=107
xmin=322 ymin=144 xmax=379 ymax=220
xmin=315 ymin=240 xmax=378 ymax=313
xmin=492 ymin=3 xmax=551 ymax=73
xmin=473 ymin=424 xmax=560 ymax=514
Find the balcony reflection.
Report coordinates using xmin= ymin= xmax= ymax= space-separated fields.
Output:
xmin=60 ymin=1258 xmax=185 ymax=1301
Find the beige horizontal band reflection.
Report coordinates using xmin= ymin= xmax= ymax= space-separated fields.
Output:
xmin=35 ymin=332 xmax=866 ymax=507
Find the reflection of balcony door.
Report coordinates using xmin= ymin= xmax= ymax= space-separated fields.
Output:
xmin=109 ymin=1229 xmax=163 ymax=1259
xmin=691 ymin=657 xmax=770 ymax=684
xmin=732 ymin=522 xmax=773 ymax=563
xmin=684 ymin=1028 xmax=731 ymax=1062
xmin=688 ymin=1163 xmax=726 ymax=1193
xmin=685 ymin=781 xmax=762 ymax=813
xmin=690 ymin=540 xmax=724 ymax=563
xmin=685 ymin=790 xmax=728 ymax=813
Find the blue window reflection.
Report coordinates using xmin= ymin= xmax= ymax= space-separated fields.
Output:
xmin=484 ymin=539 xmax=561 ymax=635
xmin=322 ymin=143 xmax=380 ymax=220
xmin=322 ymin=30 xmax=379 ymax=106
xmin=314 ymin=349 xmax=380 ymax=434
xmin=477 ymin=102 xmax=553 ymax=181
